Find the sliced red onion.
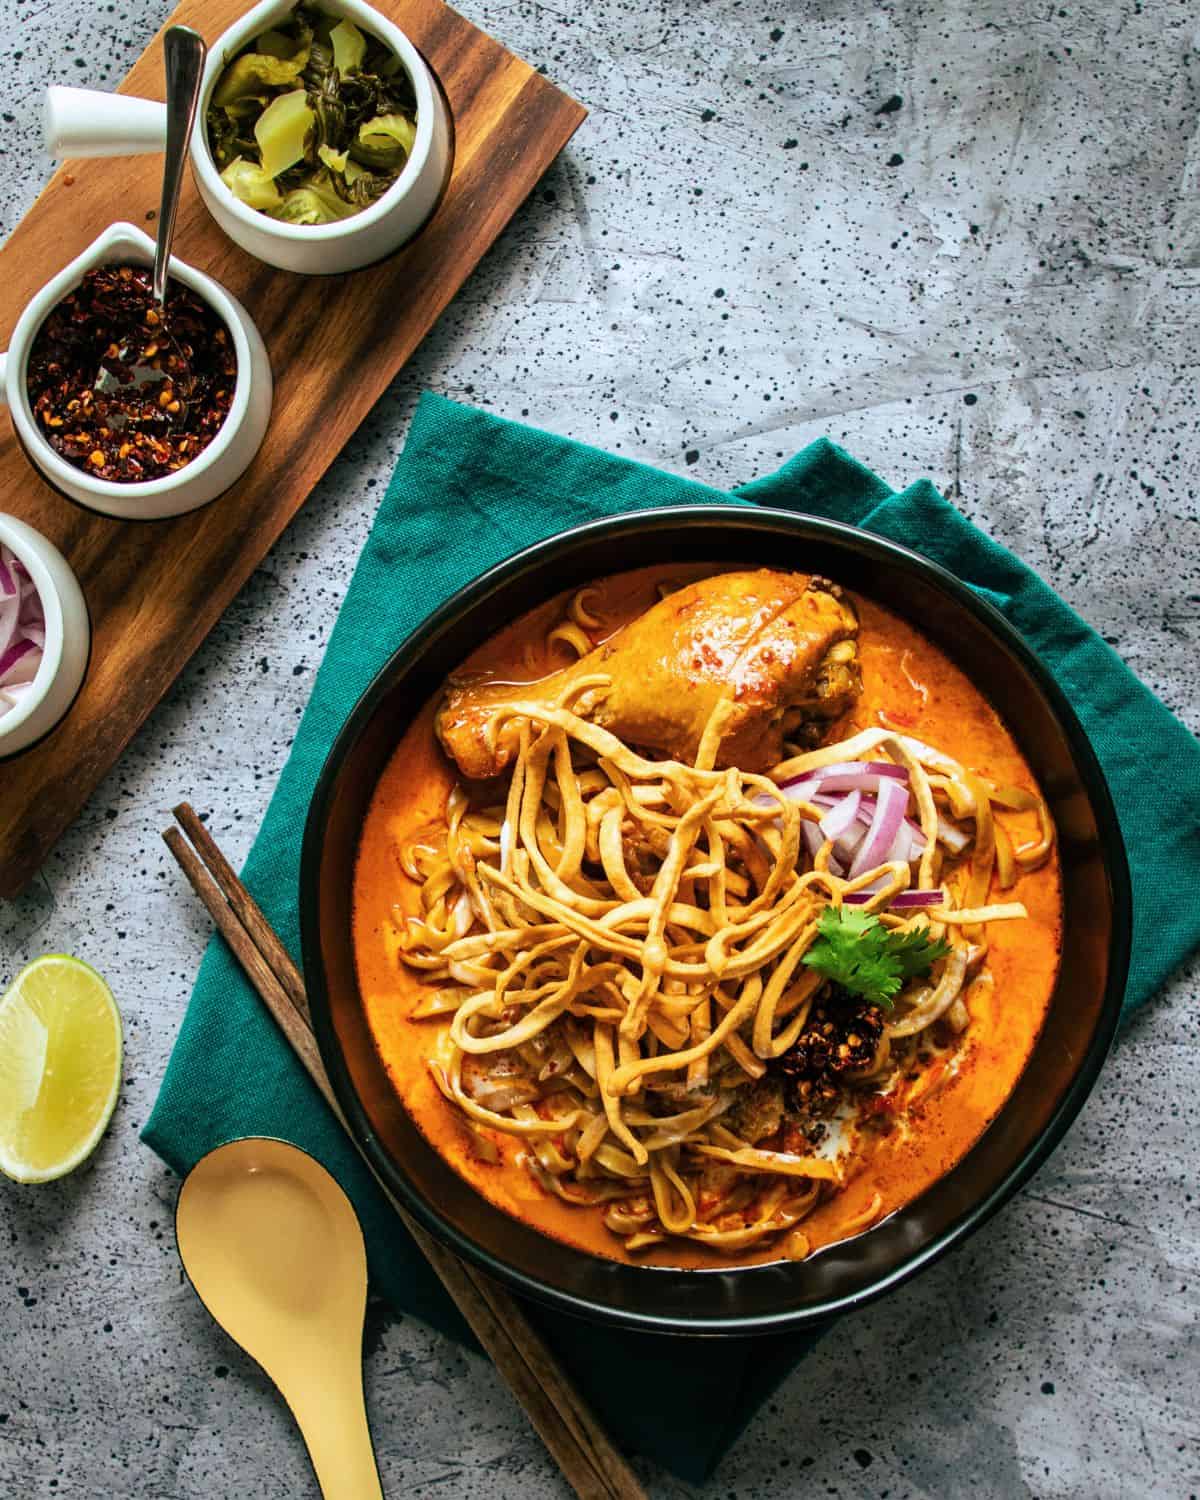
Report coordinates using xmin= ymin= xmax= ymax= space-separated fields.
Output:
xmin=781 ymin=760 xmax=906 ymax=789
xmin=937 ymin=816 xmax=970 ymax=854
xmin=819 ymin=790 xmax=861 ymax=841
xmin=781 ymin=765 xmax=907 ymax=800
xmin=754 ymin=786 xmax=819 ymax=809
xmin=0 ymin=637 xmax=36 ymax=682
xmin=784 ymin=747 xmax=970 ymax=860
xmin=804 ymin=822 xmax=846 ymax=876
xmin=848 ymin=778 xmax=908 ymax=878
xmin=771 ymin=765 xmax=933 ymax=871
xmin=0 ymin=550 xmax=45 ymax=718
xmin=884 ymin=822 xmax=913 ymax=864
xmin=891 ymin=889 xmax=945 ymax=908
xmin=865 ymin=804 xmax=926 ymax=849
xmin=799 ymin=815 xmax=847 ymax=875
xmin=0 ymin=680 xmax=34 ymax=710
xmin=832 ymin=819 xmax=867 ymax=867
xmin=820 ymin=793 xmax=922 ymax=842
xmin=800 ymin=819 xmax=825 ymax=859
xmin=843 ymin=876 xmax=891 ymax=903
xmin=812 ymin=773 xmax=893 ymax=796
xmin=844 ymin=886 xmax=944 ymax=908
xmin=775 ymin=778 xmax=822 ymax=805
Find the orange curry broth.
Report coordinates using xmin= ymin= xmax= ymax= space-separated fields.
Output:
xmin=353 ymin=565 xmax=1062 ymax=1268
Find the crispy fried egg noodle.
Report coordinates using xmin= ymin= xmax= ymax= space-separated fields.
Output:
xmin=394 ymin=602 xmax=1055 ymax=1258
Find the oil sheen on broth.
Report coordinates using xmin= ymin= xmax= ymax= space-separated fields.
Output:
xmin=352 ymin=566 xmax=1062 ymax=1268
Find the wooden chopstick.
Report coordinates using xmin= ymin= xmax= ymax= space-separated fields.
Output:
xmin=164 ymin=803 xmax=648 ymax=1500
xmin=170 ymin=806 xmax=310 ymax=1024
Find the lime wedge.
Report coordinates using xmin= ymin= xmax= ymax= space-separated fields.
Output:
xmin=0 ymin=954 xmax=123 ymax=1183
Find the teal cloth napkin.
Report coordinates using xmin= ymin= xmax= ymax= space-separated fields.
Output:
xmin=144 ymin=392 xmax=1200 ymax=1483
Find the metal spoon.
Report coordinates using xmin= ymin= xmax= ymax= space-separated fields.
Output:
xmin=175 ymin=1138 xmax=384 ymax=1500
xmin=154 ymin=25 xmax=206 ymax=304
xmin=96 ymin=25 xmax=206 ymax=416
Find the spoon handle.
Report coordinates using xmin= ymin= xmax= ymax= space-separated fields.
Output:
xmin=287 ymin=1357 xmax=383 ymax=1500
xmin=153 ymin=26 xmax=206 ymax=304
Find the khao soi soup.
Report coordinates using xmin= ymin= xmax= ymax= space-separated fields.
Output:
xmin=353 ymin=565 xmax=1061 ymax=1268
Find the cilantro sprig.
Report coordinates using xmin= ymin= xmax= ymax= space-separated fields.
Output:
xmin=801 ymin=905 xmax=951 ymax=1011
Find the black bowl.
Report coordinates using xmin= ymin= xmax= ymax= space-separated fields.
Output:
xmin=300 ymin=505 xmax=1131 ymax=1336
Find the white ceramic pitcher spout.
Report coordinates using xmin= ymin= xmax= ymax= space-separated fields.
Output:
xmin=45 ymin=86 xmax=168 ymax=159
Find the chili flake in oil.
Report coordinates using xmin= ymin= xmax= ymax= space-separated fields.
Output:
xmin=25 ymin=264 xmax=238 ymax=484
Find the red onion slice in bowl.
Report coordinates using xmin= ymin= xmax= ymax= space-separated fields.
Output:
xmin=819 ymin=790 xmax=862 ymax=841
xmin=0 ymin=636 xmax=36 ymax=683
xmin=848 ymin=777 xmax=909 ymax=877
xmin=844 ymin=887 xmax=944 ymax=908
xmin=0 ymin=543 xmax=46 ymax=716
xmin=800 ymin=819 xmax=825 ymax=858
xmin=780 ymin=760 xmax=907 ymax=796
xmin=843 ymin=885 xmax=885 ymax=904
xmin=768 ymin=761 xmax=942 ymax=873
xmin=774 ymin=778 xmax=820 ymax=805
xmin=0 ymin=594 xmax=16 ymax=651
xmin=833 ymin=819 xmax=867 ymax=867
xmin=884 ymin=821 xmax=914 ymax=864
xmin=891 ymin=889 xmax=946 ymax=908
xmin=0 ymin=680 xmax=35 ymax=710
xmin=824 ymin=798 xmax=926 ymax=859
xmin=937 ymin=816 xmax=970 ymax=853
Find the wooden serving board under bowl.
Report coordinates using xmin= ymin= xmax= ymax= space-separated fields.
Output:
xmin=0 ymin=0 xmax=585 ymax=898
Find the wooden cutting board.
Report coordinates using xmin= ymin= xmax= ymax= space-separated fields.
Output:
xmin=0 ymin=0 xmax=585 ymax=897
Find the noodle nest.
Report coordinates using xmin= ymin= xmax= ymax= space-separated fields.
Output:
xmin=395 ymin=655 xmax=1052 ymax=1257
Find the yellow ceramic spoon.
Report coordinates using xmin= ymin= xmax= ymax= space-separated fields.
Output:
xmin=176 ymin=1137 xmax=384 ymax=1500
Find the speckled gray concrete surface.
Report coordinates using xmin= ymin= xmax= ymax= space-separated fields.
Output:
xmin=1 ymin=0 xmax=1198 ymax=1495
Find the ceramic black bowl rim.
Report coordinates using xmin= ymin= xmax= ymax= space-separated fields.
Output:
xmin=300 ymin=503 xmax=1132 ymax=1336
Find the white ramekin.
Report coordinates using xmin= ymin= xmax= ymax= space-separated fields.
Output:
xmin=45 ymin=0 xmax=453 ymax=275
xmin=0 ymin=513 xmax=90 ymax=758
xmin=0 ymin=222 xmax=272 ymax=521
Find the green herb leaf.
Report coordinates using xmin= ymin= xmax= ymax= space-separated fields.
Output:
xmin=887 ymin=923 xmax=954 ymax=979
xmin=801 ymin=905 xmax=951 ymax=1011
